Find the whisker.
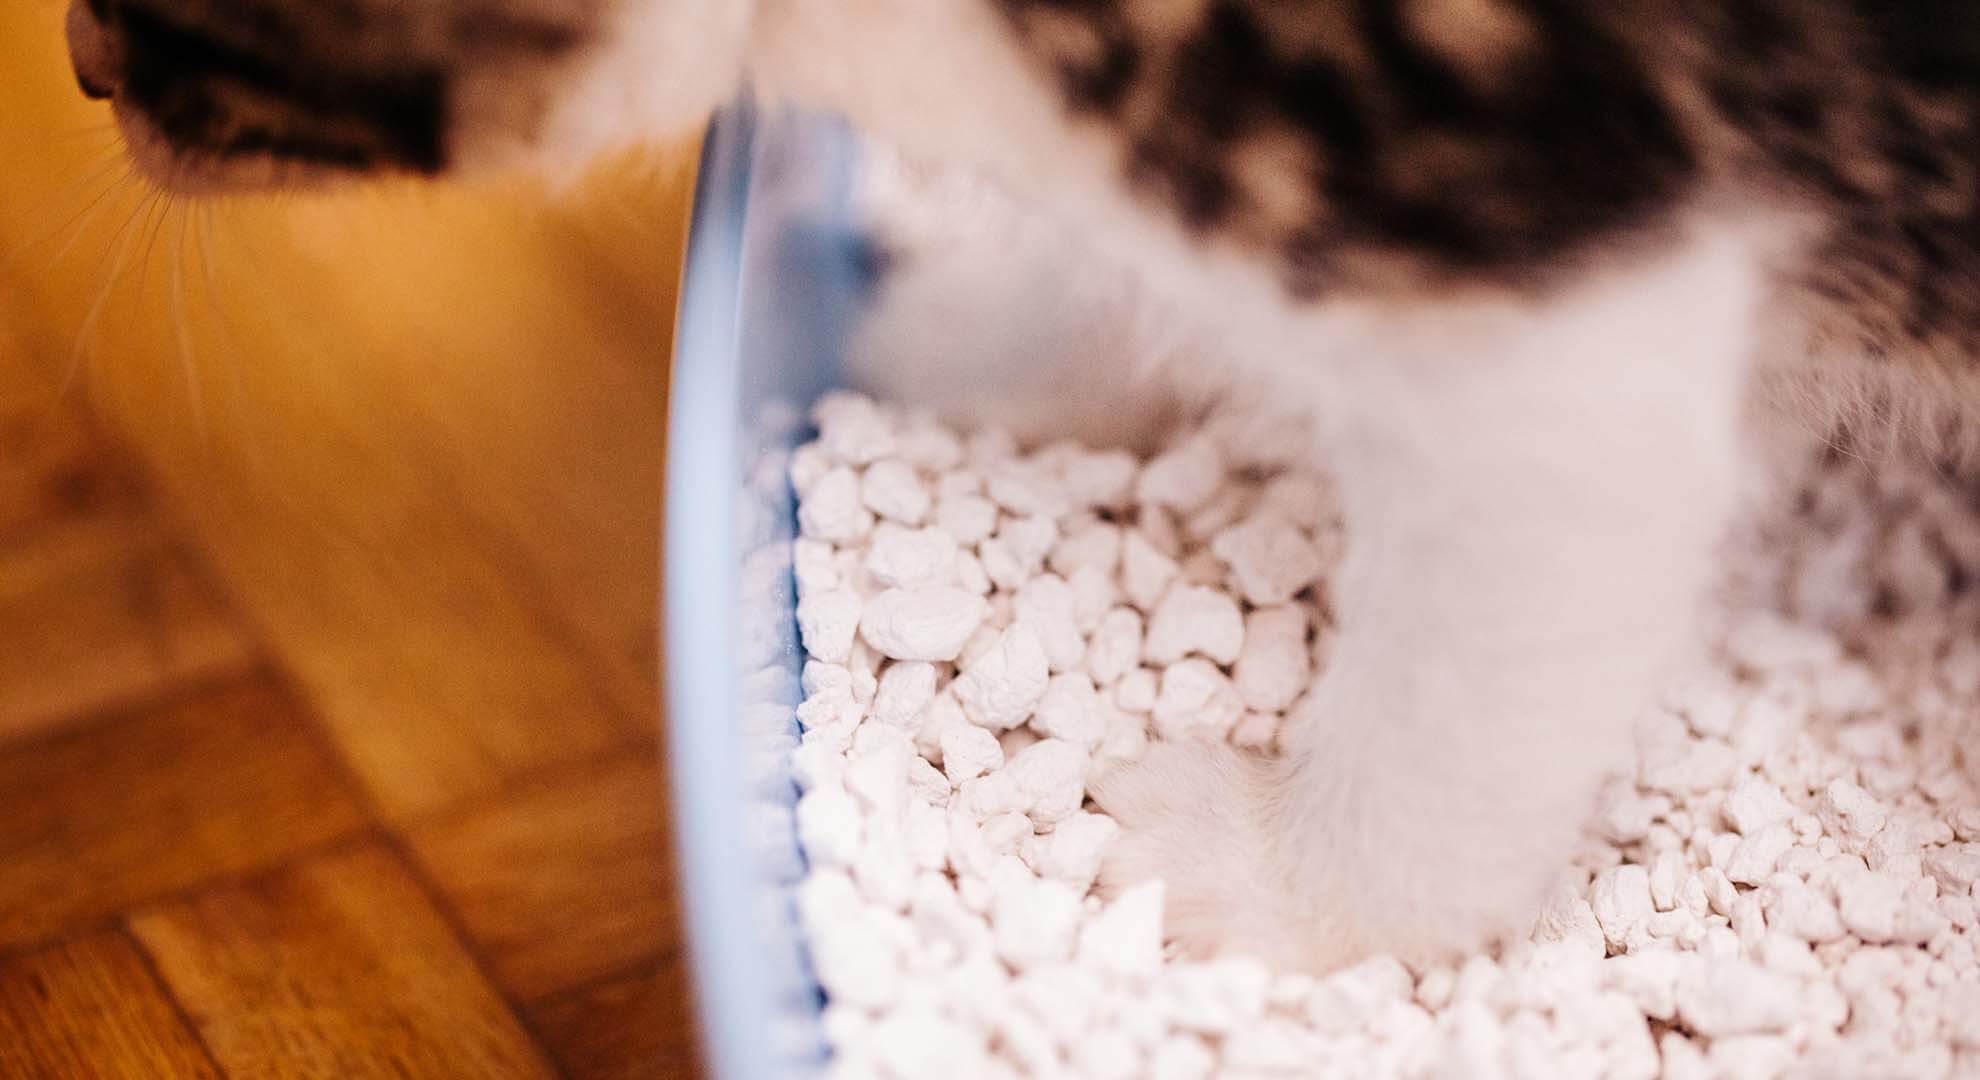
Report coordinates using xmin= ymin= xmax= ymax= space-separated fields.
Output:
xmin=195 ymin=202 xmax=320 ymax=527
xmin=43 ymin=166 xmax=137 ymax=270
xmin=129 ymin=191 xmax=175 ymax=333
xmin=170 ymin=206 xmax=206 ymax=435
xmin=193 ymin=204 xmax=242 ymax=364
xmin=62 ymin=187 xmax=159 ymax=398
xmin=218 ymin=202 xmax=289 ymax=319
xmin=78 ymin=186 xmax=155 ymax=307
xmin=193 ymin=204 xmax=258 ymax=447
xmin=0 ymin=153 xmax=132 ymax=270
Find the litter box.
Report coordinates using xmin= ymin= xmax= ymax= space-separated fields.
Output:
xmin=663 ymin=100 xmax=860 ymax=1080
xmin=664 ymin=98 xmax=1174 ymax=1079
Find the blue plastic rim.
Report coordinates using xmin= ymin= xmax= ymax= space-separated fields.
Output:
xmin=663 ymin=103 xmax=869 ymax=1078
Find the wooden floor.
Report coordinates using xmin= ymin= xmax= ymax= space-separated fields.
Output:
xmin=0 ymin=389 xmax=700 ymax=1076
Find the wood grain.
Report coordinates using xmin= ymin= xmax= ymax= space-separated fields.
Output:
xmin=0 ymin=510 xmax=255 ymax=744
xmin=130 ymin=843 xmax=559 ymax=1080
xmin=0 ymin=391 xmax=143 ymax=541
xmin=0 ymin=674 xmax=368 ymax=948
xmin=0 ymin=930 xmax=220 ymax=1080
xmin=0 ymin=383 xmax=253 ymax=742
xmin=0 ymin=0 xmax=693 ymax=823
xmin=530 ymin=956 xmax=702 ymax=1080
xmin=0 ymin=10 xmax=706 ymax=1073
xmin=405 ymin=747 xmax=681 ymax=1001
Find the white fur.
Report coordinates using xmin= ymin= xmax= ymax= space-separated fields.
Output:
xmin=569 ymin=1 xmax=1784 ymax=968
xmin=503 ymin=0 xmax=755 ymax=173
xmin=1096 ymin=224 xmax=1766 ymax=968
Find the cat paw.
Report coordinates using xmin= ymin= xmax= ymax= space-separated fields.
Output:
xmin=1089 ymin=740 xmax=1362 ymax=971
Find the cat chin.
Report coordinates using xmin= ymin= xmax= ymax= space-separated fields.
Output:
xmin=110 ymin=107 xmax=358 ymax=195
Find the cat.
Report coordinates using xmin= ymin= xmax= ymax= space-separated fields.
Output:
xmin=64 ymin=0 xmax=1980 ymax=972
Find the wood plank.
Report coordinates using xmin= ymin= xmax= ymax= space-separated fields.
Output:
xmin=404 ymin=749 xmax=679 ymax=1001
xmin=0 ymin=674 xmax=368 ymax=948
xmin=0 ymin=397 xmax=143 ymax=543
xmin=273 ymin=185 xmax=682 ymax=727
xmin=0 ymin=930 xmax=220 ymax=1080
xmin=0 ymin=511 xmax=255 ymax=743
xmin=529 ymin=956 xmax=701 ymax=1080
xmin=129 ymin=843 xmax=558 ymax=1079
xmin=0 ymin=367 xmax=254 ymax=743
xmin=0 ymin=5 xmax=693 ymax=820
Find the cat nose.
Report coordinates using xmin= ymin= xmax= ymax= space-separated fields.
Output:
xmin=65 ymin=0 xmax=122 ymax=100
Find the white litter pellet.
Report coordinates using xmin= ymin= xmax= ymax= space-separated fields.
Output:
xmin=1094 ymin=707 xmax=1150 ymax=775
xmin=1152 ymin=659 xmax=1245 ymax=742
xmin=1592 ymin=865 xmax=1655 ymax=950
xmin=1135 ymin=435 xmax=1223 ymax=513
xmin=1113 ymin=667 xmax=1158 ymax=714
xmin=1234 ymin=605 xmax=1311 ymax=713
xmin=1080 ymin=880 xmax=1166 ymax=980
xmin=952 ymin=623 xmax=1051 ymax=730
xmin=1533 ymin=879 xmax=1608 ymax=960
xmin=1119 ymin=529 xmax=1180 ymax=612
xmin=1058 ymin=447 xmax=1139 ymax=512
xmin=1675 ymin=959 xmax=1801 ymax=1037
xmin=860 ymin=459 xmax=931 ymax=525
xmin=935 ymin=493 xmax=999 ymax=545
xmin=1002 ymin=738 xmax=1091 ymax=827
xmin=913 ymin=688 xmax=966 ymax=756
xmin=864 ymin=524 xmax=959 ymax=589
xmin=1763 ymin=877 xmax=1847 ymax=943
xmin=1724 ymin=777 xmax=1798 ymax=836
xmin=1163 ymin=957 xmax=1272 ymax=1036
xmin=1065 ymin=565 xmax=1119 ymax=635
xmin=1069 ymin=1029 xmax=1143 ymax=1080
xmin=789 ymin=441 xmax=835 ymax=497
xmin=1926 ymin=846 xmax=1980 ymax=894
xmin=795 ymin=588 xmax=863 ymax=665
xmin=1183 ymin=485 xmax=1252 ymax=545
xmin=858 ymin=586 xmax=988 ymax=661
xmin=792 ymin=537 xmax=841 ymax=593
xmin=939 ymin=722 xmax=1003 ymax=785
xmin=1033 ymin=672 xmax=1106 ymax=750
xmin=1033 ymin=811 xmax=1119 ymax=890
xmin=813 ymin=390 xmax=898 ymax=465
xmin=1725 ymin=823 xmax=1797 ymax=886
xmin=871 ymin=661 xmax=937 ymax=730
xmin=985 ymin=460 xmax=1069 ymax=520
xmin=993 ymin=873 xmax=1083 ymax=971
xmin=798 ymin=466 xmax=876 ymax=543
xmin=895 ymin=415 xmax=966 ymax=473
xmin=1820 ymin=778 xmax=1890 ymax=847
xmin=1211 ymin=516 xmax=1326 ymax=607
xmin=1148 ymin=1035 xmax=1216 ymax=1080
xmin=1229 ymin=711 xmax=1280 ymax=751
xmin=1605 ymin=951 xmax=1681 ymax=1020
xmin=870 ymin=1003 xmax=985 ymax=1078
xmin=784 ymin=395 xmax=1980 ymax=1078
xmin=797 ymin=787 xmax=863 ymax=868
xmin=1000 ymin=515 xmax=1061 ymax=577
xmin=1016 ymin=574 xmax=1085 ymax=672
xmin=1051 ymin=521 xmax=1123 ymax=578
xmin=1086 ymin=607 xmax=1144 ymax=687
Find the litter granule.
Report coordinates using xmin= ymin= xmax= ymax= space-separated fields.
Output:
xmin=785 ymin=390 xmax=1980 ymax=1079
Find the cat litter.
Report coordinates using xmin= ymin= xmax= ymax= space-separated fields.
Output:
xmin=784 ymin=390 xmax=1980 ymax=1079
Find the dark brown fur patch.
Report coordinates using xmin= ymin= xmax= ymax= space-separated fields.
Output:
xmin=995 ymin=0 xmax=1980 ymax=368
xmin=997 ymin=0 xmax=1700 ymax=296
xmin=93 ymin=0 xmax=597 ymax=177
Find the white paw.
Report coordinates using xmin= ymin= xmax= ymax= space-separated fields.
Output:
xmin=1089 ymin=740 xmax=1362 ymax=971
